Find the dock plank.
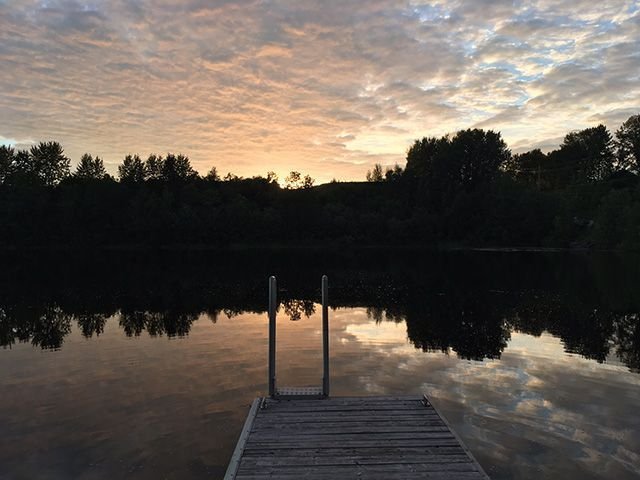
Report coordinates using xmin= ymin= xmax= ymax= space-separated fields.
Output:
xmin=225 ymin=395 xmax=490 ymax=480
xmin=240 ymin=446 xmax=469 ymax=457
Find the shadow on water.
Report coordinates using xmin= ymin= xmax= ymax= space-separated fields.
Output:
xmin=1 ymin=249 xmax=639 ymax=372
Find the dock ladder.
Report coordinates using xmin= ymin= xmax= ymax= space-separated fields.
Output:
xmin=268 ymin=275 xmax=329 ymax=399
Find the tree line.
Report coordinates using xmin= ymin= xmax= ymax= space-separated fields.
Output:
xmin=1 ymin=249 xmax=638 ymax=371
xmin=0 ymin=142 xmax=317 ymax=188
xmin=0 ymin=113 xmax=639 ymax=249
xmin=2 ymin=290 xmax=637 ymax=369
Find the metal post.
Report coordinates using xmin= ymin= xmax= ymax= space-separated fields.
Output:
xmin=268 ymin=276 xmax=277 ymax=397
xmin=321 ymin=275 xmax=329 ymax=397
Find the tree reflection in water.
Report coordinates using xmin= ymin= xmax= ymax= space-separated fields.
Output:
xmin=0 ymin=250 xmax=639 ymax=372
xmin=401 ymin=293 xmax=510 ymax=360
xmin=77 ymin=312 xmax=109 ymax=338
xmin=0 ymin=304 xmax=71 ymax=350
xmin=614 ymin=313 xmax=640 ymax=373
xmin=119 ymin=310 xmax=198 ymax=337
xmin=282 ymin=299 xmax=315 ymax=321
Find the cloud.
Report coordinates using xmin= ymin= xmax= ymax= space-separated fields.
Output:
xmin=0 ymin=0 xmax=638 ymax=181
xmin=317 ymin=308 xmax=640 ymax=477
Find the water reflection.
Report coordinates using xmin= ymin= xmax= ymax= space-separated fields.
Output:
xmin=0 ymin=304 xmax=72 ymax=350
xmin=1 ymin=250 xmax=640 ymax=480
xmin=119 ymin=310 xmax=199 ymax=338
xmin=282 ymin=298 xmax=316 ymax=321
xmin=77 ymin=312 xmax=109 ymax=338
xmin=1 ymin=261 xmax=639 ymax=373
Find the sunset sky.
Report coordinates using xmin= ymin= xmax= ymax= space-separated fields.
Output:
xmin=1 ymin=1 xmax=639 ymax=183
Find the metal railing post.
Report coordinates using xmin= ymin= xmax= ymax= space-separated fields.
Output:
xmin=268 ymin=276 xmax=277 ymax=397
xmin=322 ymin=275 xmax=330 ymax=397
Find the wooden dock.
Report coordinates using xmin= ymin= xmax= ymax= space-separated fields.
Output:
xmin=224 ymin=394 xmax=489 ymax=479
xmin=225 ymin=277 xmax=489 ymax=479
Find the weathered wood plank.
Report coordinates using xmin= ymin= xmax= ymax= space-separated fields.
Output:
xmin=262 ymin=399 xmax=425 ymax=409
xmin=240 ymin=446 xmax=468 ymax=457
xmin=226 ymin=395 xmax=490 ymax=479
xmin=254 ymin=418 xmax=442 ymax=424
xmin=237 ymin=462 xmax=480 ymax=475
xmin=270 ymin=395 xmax=424 ymax=402
xmin=247 ymin=432 xmax=456 ymax=443
xmin=252 ymin=424 xmax=450 ymax=434
xmin=243 ymin=438 xmax=463 ymax=449
xmin=256 ymin=409 xmax=441 ymax=417
xmin=265 ymin=399 xmax=424 ymax=412
xmin=239 ymin=454 xmax=473 ymax=467
xmin=264 ymin=397 xmax=423 ymax=406
xmin=255 ymin=411 xmax=440 ymax=421
xmin=423 ymin=394 xmax=490 ymax=480
xmin=252 ymin=424 xmax=451 ymax=433
xmin=223 ymin=398 xmax=261 ymax=480
xmin=259 ymin=404 xmax=439 ymax=412
xmin=235 ymin=472 xmax=485 ymax=480
xmin=255 ymin=411 xmax=440 ymax=418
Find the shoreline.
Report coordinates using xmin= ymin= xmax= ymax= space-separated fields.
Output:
xmin=0 ymin=243 xmax=628 ymax=254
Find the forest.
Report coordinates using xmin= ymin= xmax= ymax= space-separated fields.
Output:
xmin=0 ymin=113 xmax=639 ymax=250
xmin=0 ymin=249 xmax=638 ymax=370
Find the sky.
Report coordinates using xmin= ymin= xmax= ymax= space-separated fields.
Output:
xmin=1 ymin=0 xmax=639 ymax=183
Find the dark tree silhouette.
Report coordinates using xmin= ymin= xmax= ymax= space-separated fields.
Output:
xmin=384 ymin=164 xmax=403 ymax=182
xmin=28 ymin=306 xmax=72 ymax=349
xmin=77 ymin=312 xmax=108 ymax=338
xmin=0 ymin=145 xmax=14 ymax=185
xmin=285 ymin=171 xmax=314 ymax=189
xmin=119 ymin=311 xmax=147 ymax=337
xmin=0 ymin=307 xmax=12 ymax=348
xmin=450 ymin=129 xmax=511 ymax=190
xmin=0 ymin=115 xmax=639 ymax=250
xmin=160 ymin=153 xmax=198 ymax=182
xmin=550 ymin=125 xmax=615 ymax=185
xmin=29 ymin=141 xmax=71 ymax=186
xmin=145 ymin=154 xmax=164 ymax=180
xmin=118 ymin=310 xmax=197 ymax=337
xmin=266 ymin=171 xmax=278 ymax=184
xmin=366 ymin=163 xmax=404 ymax=182
xmin=10 ymin=149 xmax=37 ymax=185
xmin=0 ymin=250 xmax=639 ymax=372
xmin=404 ymin=293 xmax=511 ymax=361
xmin=615 ymin=313 xmax=640 ymax=373
xmin=616 ymin=114 xmax=640 ymax=173
xmin=285 ymin=171 xmax=301 ymax=189
xmin=366 ymin=164 xmax=384 ymax=182
xmin=405 ymin=136 xmax=440 ymax=179
xmin=302 ymin=174 xmax=315 ymax=189
xmin=405 ymin=129 xmax=510 ymax=209
xmin=118 ymin=154 xmax=147 ymax=183
xmin=282 ymin=298 xmax=316 ymax=321
xmin=74 ymin=153 xmax=108 ymax=180
xmin=504 ymin=149 xmax=548 ymax=189
xmin=205 ymin=166 xmax=220 ymax=182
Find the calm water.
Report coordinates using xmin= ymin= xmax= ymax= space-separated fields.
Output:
xmin=1 ymin=250 xmax=639 ymax=479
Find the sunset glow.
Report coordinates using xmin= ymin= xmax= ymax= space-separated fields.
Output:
xmin=1 ymin=0 xmax=639 ymax=182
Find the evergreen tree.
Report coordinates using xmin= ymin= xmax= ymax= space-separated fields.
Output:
xmin=0 ymin=145 xmax=15 ymax=185
xmin=616 ymin=114 xmax=640 ymax=173
xmin=118 ymin=154 xmax=147 ymax=183
xmin=75 ymin=153 xmax=108 ymax=179
xmin=160 ymin=153 xmax=198 ymax=182
xmin=29 ymin=141 xmax=71 ymax=186
xmin=551 ymin=125 xmax=614 ymax=185
xmin=145 ymin=154 xmax=164 ymax=180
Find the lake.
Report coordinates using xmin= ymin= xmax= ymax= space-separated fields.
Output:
xmin=1 ymin=249 xmax=639 ymax=479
